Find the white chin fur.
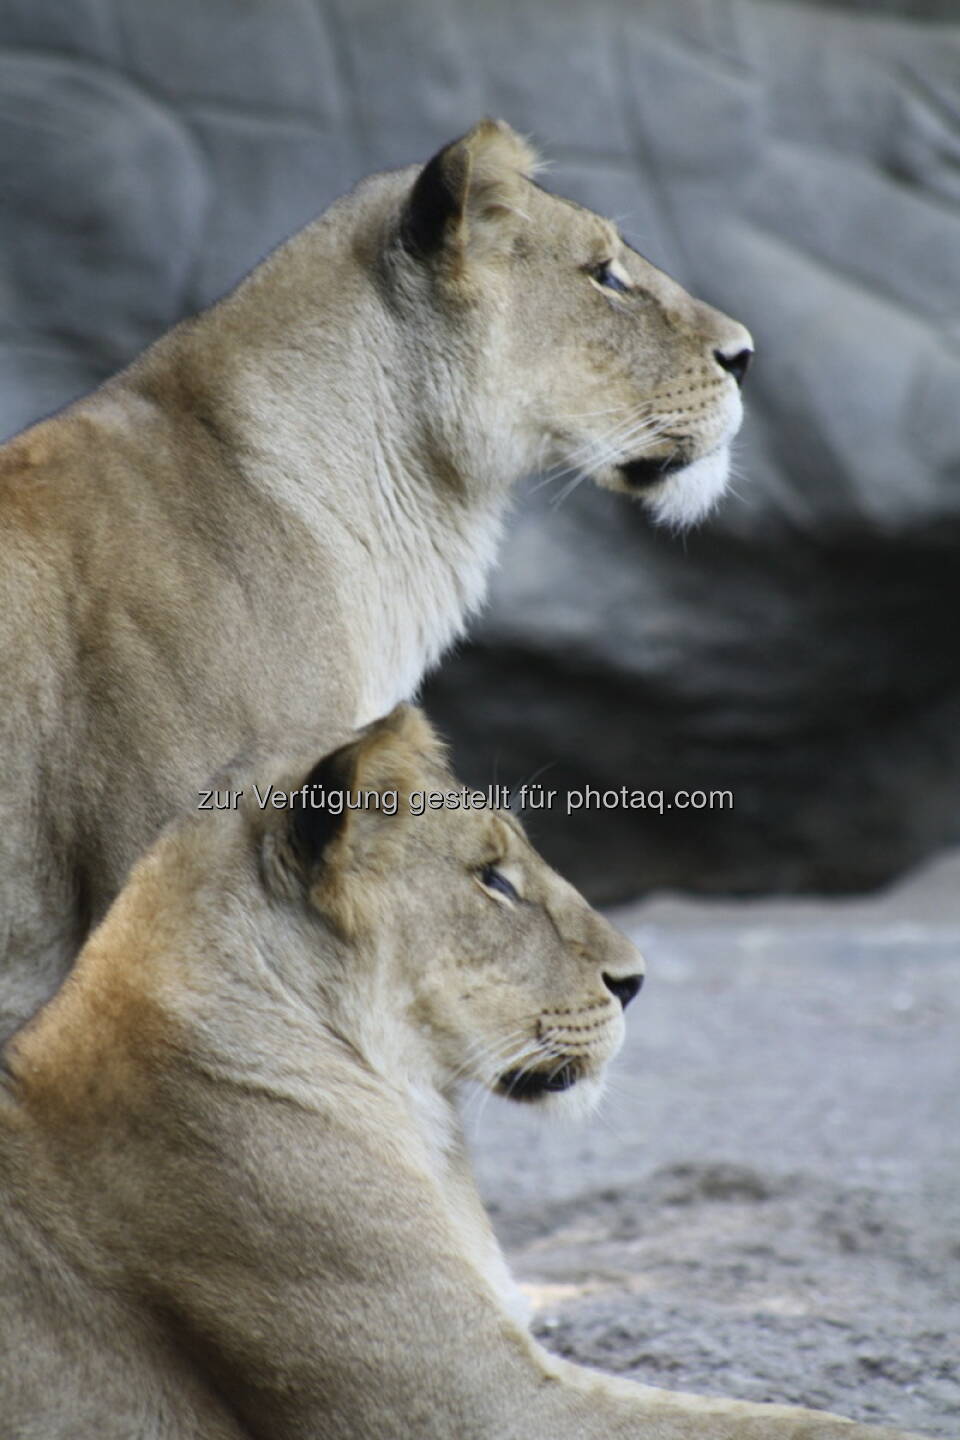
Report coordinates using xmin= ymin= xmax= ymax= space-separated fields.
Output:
xmin=644 ymin=446 xmax=730 ymax=529
xmin=541 ymin=1072 xmax=606 ymax=1122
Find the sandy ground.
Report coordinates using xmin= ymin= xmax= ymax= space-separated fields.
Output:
xmin=469 ymin=851 xmax=960 ymax=1438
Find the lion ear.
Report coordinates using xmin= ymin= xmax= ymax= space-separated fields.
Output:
xmin=289 ymin=736 xmax=361 ymax=866
xmin=283 ymin=706 xmax=442 ymax=936
xmin=290 ymin=705 xmax=440 ymax=868
xmin=400 ymin=118 xmax=539 ymax=261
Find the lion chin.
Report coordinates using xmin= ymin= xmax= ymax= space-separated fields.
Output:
xmin=643 ymin=446 xmax=733 ymax=528
xmin=595 ymin=444 xmax=732 ymax=528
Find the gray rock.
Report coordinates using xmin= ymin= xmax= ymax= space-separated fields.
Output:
xmin=0 ymin=52 xmax=210 ymax=394
xmin=425 ymin=479 xmax=960 ymax=901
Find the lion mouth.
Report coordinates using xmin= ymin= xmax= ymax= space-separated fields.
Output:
xmin=497 ymin=1061 xmax=579 ymax=1101
xmin=617 ymin=453 xmax=688 ymax=489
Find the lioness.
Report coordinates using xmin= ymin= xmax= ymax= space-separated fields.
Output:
xmin=0 ymin=707 xmax=921 ymax=1440
xmin=0 ymin=118 xmax=753 ymax=1032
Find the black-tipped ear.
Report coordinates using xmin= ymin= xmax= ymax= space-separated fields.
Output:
xmin=290 ymin=741 xmax=358 ymax=866
xmin=400 ymin=138 xmax=470 ymax=260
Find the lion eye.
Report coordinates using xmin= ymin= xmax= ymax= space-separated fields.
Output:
xmin=478 ymin=864 xmax=519 ymax=902
xmin=591 ymin=260 xmax=630 ymax=293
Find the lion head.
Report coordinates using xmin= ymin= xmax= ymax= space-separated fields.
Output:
xmin=369 ymin=119 xmax=753 ymax=527
xmin=184 ymin=706 xmax=647 ymax=1115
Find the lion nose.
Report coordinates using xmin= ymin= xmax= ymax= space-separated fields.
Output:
xmin=603 ymin=971 xmax=644 ymax=1010
xmin=714 ymin=344 xmax=753 ymax=388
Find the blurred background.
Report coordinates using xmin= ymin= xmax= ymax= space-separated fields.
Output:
xmin=2 ymin=0 xmax=960 ymax=904
xmin=1 ymin=3 xmax=958 ymax=1432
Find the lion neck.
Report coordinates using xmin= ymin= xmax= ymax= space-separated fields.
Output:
xmin=168 ymin=247 xmax=530 ymax=723
xmin=3 ymin=900 xmax=467 ymax=1252
xmin=1 ymin=858 xmax=531 ymax=1343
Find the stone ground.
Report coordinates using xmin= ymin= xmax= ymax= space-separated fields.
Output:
xmin=469 ymin=851 xmax=960 ymax=1438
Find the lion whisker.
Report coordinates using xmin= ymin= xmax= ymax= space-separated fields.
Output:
xmin=449 ymin=1027 xmax=535 ymax=1088
xmin=452 ymin=1025 xmax=549 ymax=1099
xmin=534 ymin=406 xmax=678 ymax=491
xmin=461 ymin=1035 xmax=547 ymax=1133
xmin=557 ymin=409 xmax=684 ymax=482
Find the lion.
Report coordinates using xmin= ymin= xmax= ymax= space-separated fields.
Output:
xmin=0 ymin=707 xmax=921 ymax=1440
xmin=0 ymin=118 xmax=753 ymax=1032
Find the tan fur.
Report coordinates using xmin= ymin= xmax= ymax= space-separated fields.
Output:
xmin=0 ymin=119 xmax=752 ymax=1032
xmin=0 ymin=709 xmax=923 ymax=1440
